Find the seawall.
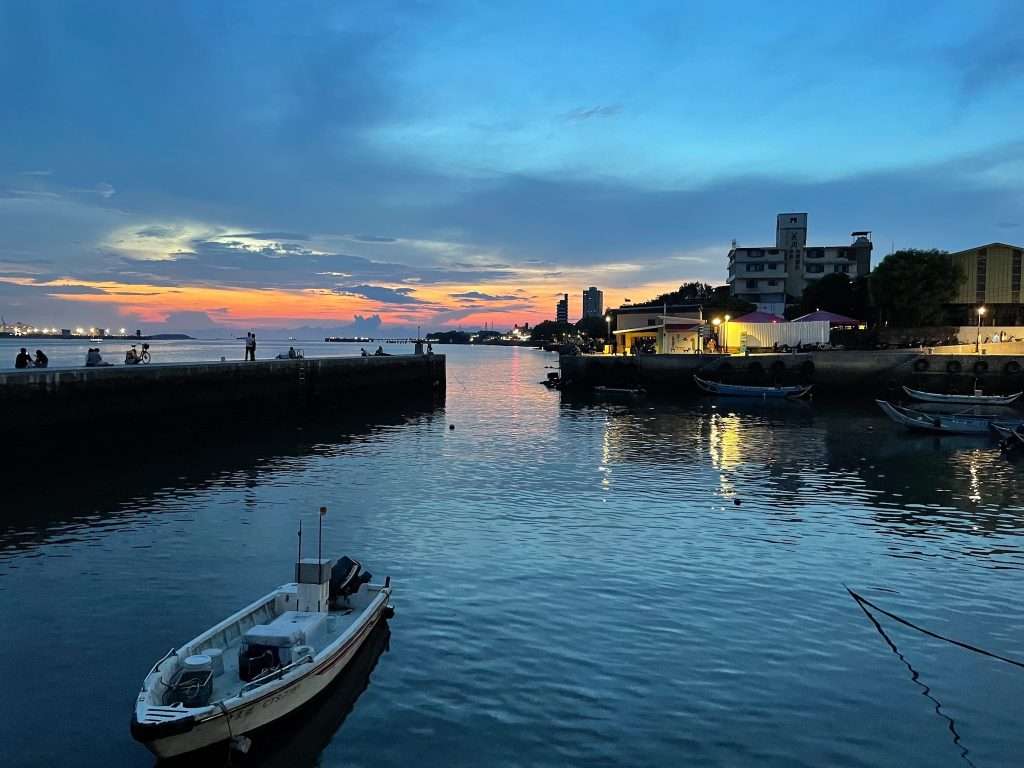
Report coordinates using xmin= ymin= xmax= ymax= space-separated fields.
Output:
xmin=559 ymin=351 xmax=1024 ymax=399
xmin=0 ymin=355 xmax=446 ymax=429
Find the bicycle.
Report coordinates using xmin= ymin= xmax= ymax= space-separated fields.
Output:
xmin=124 ymin=343 xmax=151 ymax=365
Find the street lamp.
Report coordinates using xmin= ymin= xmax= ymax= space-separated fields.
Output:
xmin=711 ymin=317 xmax=722 ymax=354
xmin=976 ymin=306 xmax=986 ymax=353
xmin=724 ymin=314 xmax=731 ymax=354
xmin=604 ymin=314 xmax=612 ymax=354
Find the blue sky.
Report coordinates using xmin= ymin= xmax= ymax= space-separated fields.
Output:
xmin=0 ymin=0 xmax=1022 ymax=331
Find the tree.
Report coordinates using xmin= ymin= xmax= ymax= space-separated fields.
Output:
xmin=791 ymin=273 xmax=861 ymax=319
xmin=575 ymin=315 xmax=609 ymax=339
xmin=529 ymin=320 xmax=573 ymax=342
xmin=629 ymin=282 xmax=754 ymax=315
xmin=871 ymin=249 xmax=962 ymax=326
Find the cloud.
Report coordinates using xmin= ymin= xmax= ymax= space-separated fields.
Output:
xmin=334 ymin=284 xmax=428 ymax=305
xmin=221 ymin=231 xmax=311 ymax=241
xmin=563 ymin=104 xmax=623 ymax=122
xmin=449 ymin=290 xmax=519 ymax=301
xmin=18 ymin=169 xmax=53 ymax=176
xmin=96 ymin=182 xmax=116 ymax=199
xmin=347 ymin=234 xmax=397 ymax=243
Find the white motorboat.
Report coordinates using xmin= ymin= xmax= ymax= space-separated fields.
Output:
xmin=902 ymin=385 xmax=1022 ymax=406
xmin=131 ymin=548 xmax=393 ymax=759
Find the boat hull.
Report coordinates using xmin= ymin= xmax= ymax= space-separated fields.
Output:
xmin=902 ymin=386 xmax=1022 ymax=405
xmin=876 ymin=399 xmax=1003 ymax=434
xmin=694 ymin=375 xmax=811 ymax=399
xmin=135 ymin=597 xmax=390 ymax=759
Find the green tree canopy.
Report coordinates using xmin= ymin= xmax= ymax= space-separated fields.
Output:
xmin=789 ymin=273 xmax=868 ymax=320
xmin=529 ymin=320 xmax=573 ymax=342
xmin=871 ymin=249 xmax=961 ymax=326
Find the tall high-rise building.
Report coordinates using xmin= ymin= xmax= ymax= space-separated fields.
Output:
xmin=556 ymin=293 xmax=569 ymax=323
xmin=582 ymin=287 xmax=604 ymax=318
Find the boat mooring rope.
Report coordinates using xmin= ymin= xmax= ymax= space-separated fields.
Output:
xmin=846 ymin=586 xmax=1024 ymax=670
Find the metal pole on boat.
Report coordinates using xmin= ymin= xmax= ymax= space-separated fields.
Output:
xmin=297 ymin=520 xmax=302 ymax=582
xmin=318 ymin=506 xmax=326 ymax=610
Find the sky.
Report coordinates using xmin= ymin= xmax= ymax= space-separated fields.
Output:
xmin=1 ymin=0 xmax=1023 ymax=335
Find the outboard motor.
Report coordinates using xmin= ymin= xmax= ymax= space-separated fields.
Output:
xmin=329 ymin=557 xmax=372 ymax=604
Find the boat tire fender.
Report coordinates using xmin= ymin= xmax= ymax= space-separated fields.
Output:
xmin=1005 ymin=360 xmax=1021 ymax=375
xmin=912 ymin=358 xmax=929 ymax=372
xmin=974 ymin=360 xmax=989 ymax=375
xmin=770 ymin=361 xmax=786 ymax=373
xmin=800 ymin=360 xmax=815 ymax=378
xmin=946 ymin=360 xmax=962 ymax=374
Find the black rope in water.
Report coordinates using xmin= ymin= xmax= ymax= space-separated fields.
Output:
xmin=848 ymin=586 xmax=977 ymax=768
xmin=846 ymin=586 xmax=1024 ymax=670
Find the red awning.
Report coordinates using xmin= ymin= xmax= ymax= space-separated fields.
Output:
xmin=732 ymin=311 xmax=785 ymax=323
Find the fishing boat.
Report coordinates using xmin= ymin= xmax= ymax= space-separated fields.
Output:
xmin=902 ymin=385 xmax=1022 ymax=406
xmin=130 ymin=521 xmax=393 ymax=759
xmin=991 ymin=421 xmax=1024 ymax=446
xmin=876 ymin=400 xmax=1007 ymax=434
xmin=593 ymin=385 xmax=645 ymax=397
xmin=693 ymin=374 xmax=812 ymax=399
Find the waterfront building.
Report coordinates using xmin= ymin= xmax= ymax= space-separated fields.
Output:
xmin=947 ymin=242 xmax=1024 ymax=324
xmin=582 ymin=287 xmax=604 ymax=318
xmin=727 ymin=213 xmax=872 ymax=314
xmin=556 ymin=293 xmax=569 ymax=323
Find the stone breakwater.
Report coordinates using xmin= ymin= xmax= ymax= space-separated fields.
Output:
xmin=0 ymin=354 xmax=446 ymax=428
xmin=559 ymin=350 xmax=1024 ymax=399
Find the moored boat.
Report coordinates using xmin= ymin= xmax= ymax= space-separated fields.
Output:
xmin=902 ymin=385 xmax=1022 ymax=406
xmin=131 ymin=539 xmax=393 ymax=759
xmin=876 ymin=400 xmax=1008 ymax=434
xmin=694 ymin=374 xmax=812 ymax=399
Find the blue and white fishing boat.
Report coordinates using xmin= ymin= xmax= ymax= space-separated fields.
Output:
xmin=877 ymin=400 xmax=1016 ymax=435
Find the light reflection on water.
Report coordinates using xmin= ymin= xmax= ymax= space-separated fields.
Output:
xmin=2 ymin=345 xmax=1024 ymax=767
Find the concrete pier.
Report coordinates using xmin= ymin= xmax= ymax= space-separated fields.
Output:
xmin=0 ymin=355 xmax=446 ymax=428
xmin=559 ymin=350 xmax=1024 ymax=399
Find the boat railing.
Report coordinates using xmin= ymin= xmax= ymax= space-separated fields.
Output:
xmin=239 ymin=653 xmax=315 ymax=695
xmin=148 ymin=647 xmax=177 ymax=675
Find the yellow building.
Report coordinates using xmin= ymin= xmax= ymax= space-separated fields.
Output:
xmin=949 ymin=242 xmax=1024 ymax=324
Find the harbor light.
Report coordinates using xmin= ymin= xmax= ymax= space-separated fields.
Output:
xmin=711 ymin=318 xmax=721 ymax=326
xmin=976 ymin=306 xmax=987 ymax=353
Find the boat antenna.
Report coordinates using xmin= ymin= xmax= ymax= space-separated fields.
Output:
xmin=297 ymin=519 xmax=302 ymax=581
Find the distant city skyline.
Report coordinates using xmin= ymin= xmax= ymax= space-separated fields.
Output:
xmin=2 ymin=2 xmax=1023 ymax=333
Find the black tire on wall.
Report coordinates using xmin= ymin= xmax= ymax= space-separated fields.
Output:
xmin=1005 ymin=360 xmax=1022 ymax=375
xmin=973 ymin=360 xmax=989 ymax=375
xmin=912 ymin=358 xmax=929 ymax=372
xmin=800 ymin=360 xmax=815 ymax=378
xmin=946 ymin=360 xmax=962 ymax=374
xmin=770 ymin=360 xmax=786 ymax=374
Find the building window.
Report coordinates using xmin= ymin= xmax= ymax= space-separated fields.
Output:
xmin=768 ymin=263 xmax=777 ymax=270
xmin=745 ymin=263 xmax=765 ymax=272
xmin=833 ymin=264 xmax=850 ymax=273
xmin=806 ymin=264 xmax=825 ymax=274
xmin=746 ymin=279 xmax=758 ymax=289
xmin=790 ymin=217 xmax=797 ymax=223
xmin=767 ymin=280 xmax=778 ymax=286
xmin=1014 ymin=250 xmax=1022 ymax=296
xmin=806 ymin=248 xmax=824 ymax=259
xmin=977 ymin=250 xmax=987 ymax=304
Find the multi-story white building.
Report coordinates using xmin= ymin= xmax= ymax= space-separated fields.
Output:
xmin=727 ymin=213 xmax=872 ymax=314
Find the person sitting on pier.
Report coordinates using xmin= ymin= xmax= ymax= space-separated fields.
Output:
xmin=360 ymin=348 xmax=368 ymax=357
xmin=15 ymin=347 xmax=32 ymax=369
xmin=85 ymin=347 xmax=111 ymax=367
xmin=374 ymin=345 xmax=386 ymax=356
xmin=33 ymin=349 xmax=48 ymax=368
xmin=287 ymin=346 xmax=297 ymax=359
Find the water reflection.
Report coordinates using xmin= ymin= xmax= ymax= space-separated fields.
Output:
xmin=161 ymin=622 xmax=391 ymax=768
xmin=0 ymin=407 xmax=439 ymax=554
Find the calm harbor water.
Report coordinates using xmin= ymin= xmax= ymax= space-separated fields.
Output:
xmin=3 ymin=345 xmax=1024 ymax=767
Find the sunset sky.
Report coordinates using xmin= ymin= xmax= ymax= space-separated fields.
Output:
xmin=1 ymin=1 xmax=1023 ymax=334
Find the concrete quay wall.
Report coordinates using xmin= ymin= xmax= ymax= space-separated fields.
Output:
xmin=560 ymin=351 xmax=1024 ymax=398
xmin=0 ymin=355 xmax=446 ymax=428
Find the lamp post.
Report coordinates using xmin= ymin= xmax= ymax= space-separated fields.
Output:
xmin=723 ymin=314 xmax=731 ymax=354
xmin=712 ymin=317 xmax=722 ymax=353
xmin=976 ymin=306 xmax=986 ymax=353
xmin=605 ymin=315 xmax=612 ymax=355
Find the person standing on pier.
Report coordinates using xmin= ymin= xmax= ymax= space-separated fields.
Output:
xmin=245 ymin=332 xmax=256 ymax=361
